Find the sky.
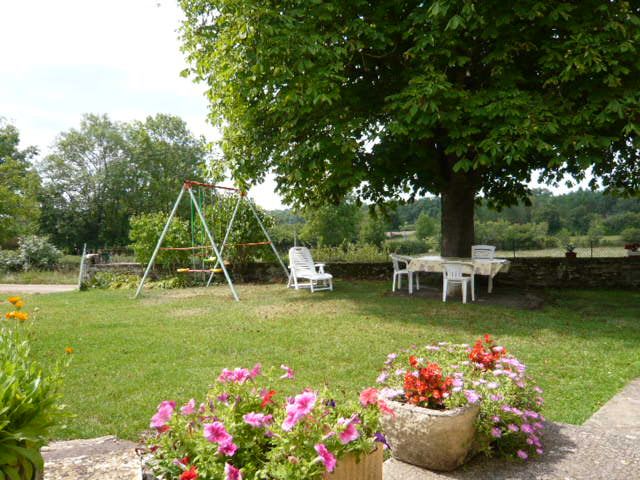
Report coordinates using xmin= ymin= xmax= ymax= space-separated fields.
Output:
xmin=0 ymin=0 xmax=589 ymax=211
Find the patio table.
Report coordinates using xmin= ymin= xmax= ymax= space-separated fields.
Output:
xmin=407 ymin=255 xmax=511 ymax=294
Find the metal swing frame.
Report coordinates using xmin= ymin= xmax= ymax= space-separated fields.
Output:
xmin=133 ymin=180 xmax=289 ymax=301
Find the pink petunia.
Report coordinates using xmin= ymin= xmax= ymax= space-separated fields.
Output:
xmin=314 ymin=443 xmax=337 ymax=472
xmin=377 ymin=399 xmax=396 ymax=417
xmin=224 ymin=463 xmax=242 ymax=480
xmin=359 ymin=387 xmax=378 ymax=406
xmin=180 ymin=398 xmax=196 ymax=415
xmin=218 ymin=367 xmax=251 ymax=384
xmin=338 ymin=419 xmax=360 ymax=444
xmin=249 ymin=363 xmax=262 ymax=379
xmin=203 ymin=421 xmax=232 ymax=445
xmin=280 ymin=364 xmax=295 ymax=379
xmin=150 ymin=401 xmax=176 ymax=429
xmin=282 ymin=391 xmax=317 ymax=431
xmin=218 ymin=441 xmax=238 ymax=457
xmin=517 ymin=450 xmax=528 ymax=460
xmin=243 ymin=412 xmax=273 ymax=428
xmin=464 ymin=390 xmax=481 ymax=404
xmin=508 ymin=424 xmax=519 ymax=432
xmin=491 ymin=427 xmax=502 ymax=438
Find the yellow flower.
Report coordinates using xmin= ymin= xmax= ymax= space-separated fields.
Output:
xmin=7 ymin=296 xmax=21 ymax=305
xmin=64 ymin=346 xmax=74 ymax=354
xmin=13 ymin=311 xmax=28 ymax=322
xmin=14 ymin=300 xmax=25 ymax=309
xmin=5 ymin=312 xmax=15 ymax=319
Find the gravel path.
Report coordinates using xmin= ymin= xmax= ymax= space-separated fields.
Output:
xmin=0 ymin=284 xmax=76 ymax=294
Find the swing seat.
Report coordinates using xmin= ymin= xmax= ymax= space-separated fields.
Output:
xmin=177 ymin=268 xmax=190 ymax=273
xmin=212 ymin=268 xmax=223 ymax=273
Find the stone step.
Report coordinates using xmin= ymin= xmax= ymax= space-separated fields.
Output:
xmin=383 ymin=422 xmax=640 ymax=480
xmin=582 ymin=378 xmax=640 ymax=434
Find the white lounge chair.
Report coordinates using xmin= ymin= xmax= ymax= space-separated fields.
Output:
xmin=390 ymin=254 xmax=419 ymax=292
xmin=288 ymin=247 xmax=333 ymax=292
xmin=442 ymin=261 xmax=475 ymax=304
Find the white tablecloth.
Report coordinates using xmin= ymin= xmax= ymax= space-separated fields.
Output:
xmin=408 ymin=256 xmax=511 ymax=278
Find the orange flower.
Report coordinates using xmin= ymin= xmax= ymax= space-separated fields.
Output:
xmin=7 ymin=296 xmax=21 ymax=305
xmin=5 ymin=311 xmax=15 ymax=319
xmin=14 ymin=311 xmax=28 ymax=322
xmin=65 ymin=346 xmax=74 ymax=354
xmin=14 ymin=300 xmax=25 ymax=309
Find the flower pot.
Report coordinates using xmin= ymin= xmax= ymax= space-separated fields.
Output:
xmin=565 ymin=252 xmax=577 ymax=258
xmin=323 ymin=443 xmax=383 ymax=480
xmin=380 ymin=400 xmax=480 ymax=471
xmin=627 ymin=250 xmax=640 ymax=256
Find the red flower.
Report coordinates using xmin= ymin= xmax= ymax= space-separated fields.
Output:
xmin=403 ymin=359 xmax=453 ymax=408
xmin=469 ymin=334 xmax=506 ymax=370
xmin=180 ymin=466 xmax=198 ymax=480
xmin=261 ymin=389 xmax=276 ymax=409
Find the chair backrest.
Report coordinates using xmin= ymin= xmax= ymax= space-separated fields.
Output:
xmin=389 ymin=254 xmax=412 ymax=272
xmin=289 ymin=247 xmax=317 ymax=276
xmin=442 ymin=261 xmax=474 ymax=279
xmin=471 ymin=245 xmax=496 ymax=260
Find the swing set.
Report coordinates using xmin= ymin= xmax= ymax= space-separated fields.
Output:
xmin=134 ymin=180 xmax=289 ymax=301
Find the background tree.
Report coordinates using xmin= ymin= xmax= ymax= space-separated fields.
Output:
xmin=300 ymin=201 xmax=361 ymax=246
xmin=39 ymin=114 xmax=208 ymax=250
xmin=180 ymin=0 xmax=640 ymax=256
xmin=414 ymin=212 xmax=438 ymax=240
xmin=0 ymin=119 xmax=41 ymax=246
xmin=358 ymin=214 xmax=388 ymax=246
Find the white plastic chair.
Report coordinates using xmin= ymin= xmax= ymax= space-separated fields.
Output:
xmin=442 ymin=262 xmax=475 ymax=304
xmin=288 ymin=247 xmax=333 ymax=292
xmin=390 ymin=254 xmax=419 ymax=292
xmin=471 ymin=245 xmax=496 ymax=260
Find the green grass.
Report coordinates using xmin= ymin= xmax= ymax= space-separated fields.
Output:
xmin=0 ymin=270 xmax=78 ymax=284
xmin=18 ymin=282 xmax=640 ymax=442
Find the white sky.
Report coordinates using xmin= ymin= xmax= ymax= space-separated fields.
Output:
xmin=0 ymin=0 xmax=588 ymax=211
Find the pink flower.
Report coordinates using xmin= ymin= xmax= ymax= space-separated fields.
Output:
xmin=314 ymin=443 xmax=336 ymax=472
xmin=491 ymin=427 xmax=502 ymax=438
xmin=224 ymin=463 xmax=242 ymax=480
xmin=508 ymin=424 xmax=519 ymax=432
xmin=203 ymin=421 xmax=232 ymax=444
xmin=180 ymin=399 xmax=196 ymax=415
xmin=376 ymin=372 xmax=388 ymax=383
xmin=243 ymin=412 xmax=273 ymax=428
xmin=521 ymin=423 xmax=534 ymax=434
xmin=218 ymin=368 xmax=251 ymax=384
xmin=377 ymin=399 xmax=396 ymax=417
xmin=282 ymin=391 xmax=317 ymax=431
xmin=338 ymin=419 xmax=360 ymax=444
xmin=150 ymin=401 xmax=176 ymax=429
xmin=249 ymin=363 xmax=262 ymax=379
xmin=218 ymin=441 xmax=238 ymax=456
xmin=359 ymin=387 xmax=378 ymax=406
xmin=536 ymin=448 xmax=544 ymax=455
xmin=464 ymin=390 xmax=481 ymax=404
xmin=517 ymin=450 xmax=528 ymax=460
xmin=280 ymin=364 xmax=295 ymax=379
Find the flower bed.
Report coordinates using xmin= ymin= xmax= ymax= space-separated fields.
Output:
xmin=376 ymin=335 xmax=545 ymax=461
xmin=144 ymin=365 xmax=390 ymax=479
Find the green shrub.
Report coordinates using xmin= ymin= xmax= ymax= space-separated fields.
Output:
xmin=621 ymin=227 xmax=640 ymax=243
xmin=17 ymin=235 xmax=62 ymax=270
xmin=129 ymin=212 xmax=192 ymax=269
xmin=0 ymin=249 xmax=23 ymax=271
xmin=386 ymin=238 xmax=431 ymax=255
xmin=311 ymin=243 xmax=390 ymax=262
xmin=1 ymin=299 xmax=66 ymax=479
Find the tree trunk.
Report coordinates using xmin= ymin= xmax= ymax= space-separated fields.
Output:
xmin=440 ymin=170 xmax=476 ymax=257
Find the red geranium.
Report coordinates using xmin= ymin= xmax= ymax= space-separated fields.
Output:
xmin=260 ymin=389 xmax=276 ymax=409
xmin=180 ymin=466 xmax=198 ymax=480
xmin=404 ymin=359 xmax=453 ymax=408
xmin=469 ymin=334 xmax=506 ymax=370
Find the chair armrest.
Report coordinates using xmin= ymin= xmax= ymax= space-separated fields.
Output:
xmin=315 ymin=263 xmax=326 ymax=273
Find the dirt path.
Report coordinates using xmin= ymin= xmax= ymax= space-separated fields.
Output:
xmin=0 ymin=284 xmax=76 ymax=294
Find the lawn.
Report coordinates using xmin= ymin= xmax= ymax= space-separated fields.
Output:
xmin=20 ymin=281 xmax=640 ymax=442
xmin=0 ymin=270 xmax=78 ymax=284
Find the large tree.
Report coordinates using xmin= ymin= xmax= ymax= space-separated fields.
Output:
xmin=39 ymin=114 xmax=208 ymax=249
xmin=180 ymin=0 xmax=640 ymax=256
xmin=0 ymin=119 xmax=41 ymax=246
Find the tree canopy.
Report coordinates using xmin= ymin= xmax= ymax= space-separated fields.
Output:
xmin=180 ymin=0 xmax=640 ymax=256
xmin=0 ymin=119 xmax=41 ymax=246
xmin=39 ymin=114 xmax=208 ymax=250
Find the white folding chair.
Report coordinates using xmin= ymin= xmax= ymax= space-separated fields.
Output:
xmin=288 ymin=247 xmax=333 ymax=292
xmin=390 ymin=254 xmax=419 ymax=292
xmin=442 ymin=262 xmax=475 ymax=304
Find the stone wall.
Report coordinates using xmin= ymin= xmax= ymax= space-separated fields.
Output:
xmin=85 ymin=257 xmax=640 ymax=289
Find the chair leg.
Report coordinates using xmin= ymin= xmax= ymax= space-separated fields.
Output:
xmin=392 ymin=272 xmax=396 ymax=292
xmin=398 ymin=274 xmax=402 ymax=289
xmin=462 ymin=282 xmax=467 ymax=304
xmin=310 ymin=280 xmax=314 ymax=293
xmin=488 ymin=276 xmax=493 ymax=293
xmin=329 ymin=278 xmax=333 ymax=291
xmin=471 ymin=275 xmax=475 ymax=301
xmin=416 ymin=272 xmax=420 ymax=290
xmin=408 ymin=272 xmax=413 ymax=294
xmin=442 ymin=278 xmax=447 ymax=302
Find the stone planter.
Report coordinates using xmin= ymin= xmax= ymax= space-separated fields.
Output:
xmin=380 ymin=400 xmax=480 ymax=471
xmin=323 ymin=443 xmax=383 ymax=480
xmin=627 ymin=250 xmax=640 ymax=257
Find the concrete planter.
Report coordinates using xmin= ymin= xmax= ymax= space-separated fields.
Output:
xmin=380 ymin=400 xmax=480 ymax=471
xmin=323 ymin=443 xmax=383 ymax=480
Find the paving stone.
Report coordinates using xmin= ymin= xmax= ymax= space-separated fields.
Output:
xmin=42 ymin=436 xmax=139 ymax=480
xmin=583 ymin=378 xmax=640 ymax=434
